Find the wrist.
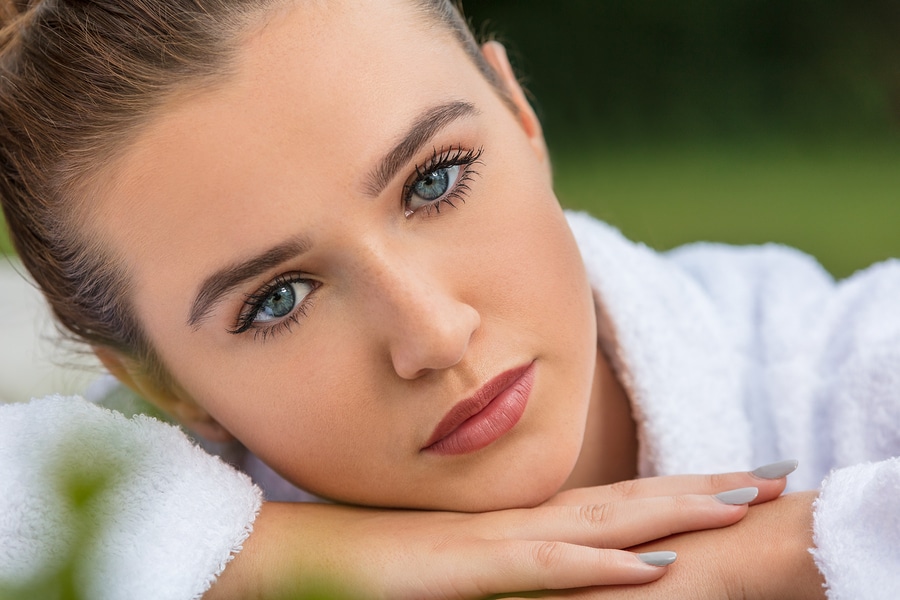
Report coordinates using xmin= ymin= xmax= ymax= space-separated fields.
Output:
xmin=205 ymin=502 xmax=364 ymax=600
xmin=744 ymin=491 xmax=825 ymax=600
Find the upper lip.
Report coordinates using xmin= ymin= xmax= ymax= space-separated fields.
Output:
xmin=422 ymin=362 xmax=533 ymax=450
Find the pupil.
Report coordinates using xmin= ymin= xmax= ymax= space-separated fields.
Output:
xmin=415 ymin=168 xmax=449 ymax=201
xmin=264 ymin=285 xmax=295 ymax=318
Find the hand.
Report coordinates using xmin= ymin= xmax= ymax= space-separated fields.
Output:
xmin=206 ymin=469 xmax=791 ymax=599
xmin=531 ymin=491 xmax=825 ymax=600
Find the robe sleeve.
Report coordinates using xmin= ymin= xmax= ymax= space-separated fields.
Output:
xmin=808 ymin=260 xmax=900 ymax=599
xmin=0 ymin=395 xmax=263 ymax=600
xmin=813 ymin=459 xmax=900 ymax=600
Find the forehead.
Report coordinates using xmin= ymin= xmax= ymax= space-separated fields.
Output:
xmin=92 ymin=0 xmax=485 ymax=279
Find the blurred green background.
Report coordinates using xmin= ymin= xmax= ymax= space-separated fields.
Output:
xmin=2 ymin=0 xmax=898 ymax=277
xmin=462 ymin=0 xmax=900 ymax=277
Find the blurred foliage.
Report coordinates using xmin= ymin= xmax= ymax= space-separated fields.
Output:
xmin=0 ymin=449 xmax=124 ymax=600
xmin=464 ymin=0 xmax=900 ymax=146
xmin=461 ymin=0 xmax=900 ymax=276
xmin=0 ymin=224 xmax=11 ymax=255
xmin=0 ymin=445 xmax=355 ymax=600
xmin=553 ymin=138 xmax=900 ymax=278
xmin=0 ymin=4 xmax=896 ymax=595
xmin=2 ymin=0 xmax=898 ymax=273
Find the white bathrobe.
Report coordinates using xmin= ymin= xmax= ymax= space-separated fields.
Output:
xmin=2 ymin=212 xmax=898 ymax=599
xmin=566 ymin=213 xmax=900 ymax=599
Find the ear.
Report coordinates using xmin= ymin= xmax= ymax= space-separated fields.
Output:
xmin=93 ymin=346 xmax=235 ymax=443
xmin=481 ymin=41 xmax=549 ymax=165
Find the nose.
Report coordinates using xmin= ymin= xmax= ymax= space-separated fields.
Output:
xmin=389 ymin=294 xmax=480 ymax=379
xmin=360 ymin=251 xmax=480 ymax=380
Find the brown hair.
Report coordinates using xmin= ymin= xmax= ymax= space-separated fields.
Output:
xmin=0 ymin=0 xmax=500 ymax=387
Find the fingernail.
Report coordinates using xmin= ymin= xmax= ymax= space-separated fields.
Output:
xmin=751 ymin=459 xmax=799 ymax=480
xmin=715 ymin=486 xmax=759 ymax=505
xmin=637 ymin=551 xmax=677 ymax=566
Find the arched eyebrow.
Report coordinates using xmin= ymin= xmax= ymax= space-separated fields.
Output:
xmin=188 ymin=102 xmax=478 ymax=329
xmin=188 ymin=235 xmax=311 ymax=328
xmin=365 ymin=100 xmax=479 ymax=197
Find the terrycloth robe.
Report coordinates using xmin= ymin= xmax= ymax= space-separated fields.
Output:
xmin=567 ymin=212 xmax=900 ymax=598
xmin=1 ymin=212 xmax=898 ymax=598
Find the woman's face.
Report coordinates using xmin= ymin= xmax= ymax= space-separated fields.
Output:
xmin=92 ymin=0 xmax=598 ymax=511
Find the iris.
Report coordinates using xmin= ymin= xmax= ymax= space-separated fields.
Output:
xmin=257 ymin=284 xmax=296 ymax=321
xmin=413 ymin=165 xmax=459 ymax=201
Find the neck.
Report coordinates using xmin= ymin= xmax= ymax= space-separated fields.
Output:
xmin=561 ymin=343 xmax=638 ymax=490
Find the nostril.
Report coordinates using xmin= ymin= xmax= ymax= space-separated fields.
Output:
xmin=389 ymin=303 xmax=480 ymax=380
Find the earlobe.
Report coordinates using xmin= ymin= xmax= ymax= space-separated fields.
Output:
xmin=481 ymin=41 xmax=548 ymax=163
xmin=92 ymin=346 xmax=235 ymax=443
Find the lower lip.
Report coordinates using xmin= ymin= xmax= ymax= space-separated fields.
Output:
xmin=423 ymin=363 xmax=534 ymax=456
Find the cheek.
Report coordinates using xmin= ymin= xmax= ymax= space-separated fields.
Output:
xmin=138 ymin=167 xmax=597 ymax=509
xmin=454 ymin=182 xmax=597 ymax=496
xmin=472 ymin=176 xmax=594 ymax=344
xmin=162 ymin=327 xmax=399 ymax=494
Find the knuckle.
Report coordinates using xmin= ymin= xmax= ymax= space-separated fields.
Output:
xmin=578 ymin=502 xmax=611 ymax=528
xmin=532 ymin=541 xmax=567 ymax=571
xmin=671 ymin=493 xmax=693 ymax=514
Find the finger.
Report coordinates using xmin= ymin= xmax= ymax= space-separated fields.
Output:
xmin=459 ymin=542 xmax=672 ymax=599
xmin=498 ymin=491 xmax=753 ymax=548
xmin=495 ymin=585 xmax=648 ymax=600
xmin=545 ymin=460 xmax=797 ymax=507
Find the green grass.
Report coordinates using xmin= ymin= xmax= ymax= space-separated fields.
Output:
xmin=0 ymin=223 xmax=12 ymax=255
xmin=2 ymin=137 xmax=898 ymax=279
xmin=553 ymin=138 xmax=900 ymax=279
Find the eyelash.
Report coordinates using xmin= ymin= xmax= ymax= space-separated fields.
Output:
xmin=228 ymin=273 xmax=317 ymax=341
xmin=403 ymin=145 xmax=484 ymax=216
xmin=228 ymin=145 xmax=484 ymax=340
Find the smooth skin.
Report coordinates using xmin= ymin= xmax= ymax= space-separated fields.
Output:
xmin=527 ymin=491 xmax=823 ymax=600
xmin=83 ymin=0 xmax=824 ymax=597
xmin=94 ymin=0 xmax=604 ymax=512
xmin=209 ymin=472 xmax=794 ymax=599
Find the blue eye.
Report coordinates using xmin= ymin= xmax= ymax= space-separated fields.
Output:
xmin=254 ymin=283 xmax=301 ymax=322
xmin=403 ymin=146 xmax=483 ymax=216
xmin=410 ymin=165 xmax=460 ymax=203
xmin=229 ymin=276 xmax=317 ymax=337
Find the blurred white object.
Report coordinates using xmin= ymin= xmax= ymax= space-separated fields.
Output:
xmin=0 ymin=258 xmax=101 ymax=403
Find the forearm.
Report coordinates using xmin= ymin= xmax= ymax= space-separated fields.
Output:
xmin=205 ymin=502 xmax=369 ymax=599
xmin=209 ymin=469 xmax=798 ymax=600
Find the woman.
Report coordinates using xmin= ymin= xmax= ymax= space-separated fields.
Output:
xmin=1 ymin=0 xmax=897 ymax=598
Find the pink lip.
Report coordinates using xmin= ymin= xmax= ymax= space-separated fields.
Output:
xmin=422 ymin=362 xmax=535 ymax=455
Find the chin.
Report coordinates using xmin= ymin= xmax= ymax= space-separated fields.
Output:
xmin=454 ymin=483 xmax=565 ymax=512
xmin=440 ymin=446 xmax=584 ymax=511
xmin=435 ymin=469 xmax=574 ymax=513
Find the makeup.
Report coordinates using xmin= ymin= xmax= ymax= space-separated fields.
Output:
xmin=422 ymin=362 xmax=535 ymax=455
